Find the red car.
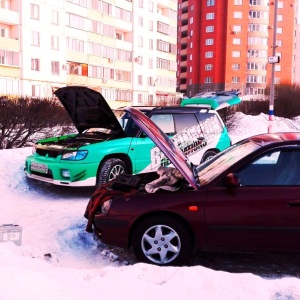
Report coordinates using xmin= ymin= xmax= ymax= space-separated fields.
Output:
xmin=85 ymin=107 xmax=300 ymax=266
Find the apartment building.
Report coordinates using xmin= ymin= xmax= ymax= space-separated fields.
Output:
xmin=0 ymin=0 xmax=177 ymax=108
xmin=177 ymin=0 xmax=298 ymax=100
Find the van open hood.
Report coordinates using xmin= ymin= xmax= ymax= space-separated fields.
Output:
xmin=54 ymin=86 xmax=124 ymax=134
xmin=125 ymin=107 xmax=199 ymax=190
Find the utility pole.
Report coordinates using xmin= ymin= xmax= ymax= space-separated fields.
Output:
xmin=268 ymin=0 xmax=278 ymax=133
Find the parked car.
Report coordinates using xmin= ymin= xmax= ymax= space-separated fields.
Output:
xmin=84 ymin=106 xmax=300 ymax=266
xmin=24 ymin=86 xmax=231 ymax=187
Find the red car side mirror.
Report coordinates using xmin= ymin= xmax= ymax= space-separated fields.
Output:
xmin=224 ymin=173 xmax=240 ymax=187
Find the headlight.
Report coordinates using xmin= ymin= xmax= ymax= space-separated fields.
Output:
xmin=101 ymin=199 xmax=112 ymax=214
xmin=61 ymin=150 xmax=88 ymax=161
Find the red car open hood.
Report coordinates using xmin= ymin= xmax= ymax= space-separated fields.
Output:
xmin=54 ymin=86 xmax=124 ymax=134
xmin=125 ymin=107 xmax=199 ymax=190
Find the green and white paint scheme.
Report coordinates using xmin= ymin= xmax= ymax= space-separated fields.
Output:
xmin=25 ymin=87 xmax=234 ymax=187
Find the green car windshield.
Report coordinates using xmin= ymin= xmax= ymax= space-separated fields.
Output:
xmin=114 ymin=109 xmax=150 ymax=137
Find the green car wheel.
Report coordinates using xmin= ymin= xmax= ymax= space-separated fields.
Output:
xmin=98 ymin=158 xmax=127 ymax=186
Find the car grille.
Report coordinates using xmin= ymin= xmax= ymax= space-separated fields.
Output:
xmin=31 ymin=169 xmax=53 ymax=179
xmin=36 ymin=148 xmax=60 ymax=158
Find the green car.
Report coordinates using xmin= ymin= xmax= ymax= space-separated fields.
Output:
xmin=25 ymin=86 xmax=232 ymax=187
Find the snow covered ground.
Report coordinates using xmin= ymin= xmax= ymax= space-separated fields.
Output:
xmin=1 ymin=112 xmax=300 ymax=300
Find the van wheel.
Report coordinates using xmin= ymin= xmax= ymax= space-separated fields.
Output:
xmin=98 ymin=158 xmax=127 ymax=186
xmin=201 ymin=150 xmax=218 ymax=163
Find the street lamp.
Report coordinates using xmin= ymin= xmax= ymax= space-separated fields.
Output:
xmin=268 ymin=0 xmax=279 ymax=133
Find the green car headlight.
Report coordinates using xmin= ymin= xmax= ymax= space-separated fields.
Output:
xmin=61 ymin=150 xmax=88 ymax=161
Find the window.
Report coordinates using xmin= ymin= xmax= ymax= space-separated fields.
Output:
xmin=277 ymin=28 xmax=283 ymax=34
xmin=235 ymin=149 xmax=300 ymax=186
xmin=249 ymin=23 xmax=267 ymax=32
xmin=149 ymin=1 xmax=154 ymax=12
xmin=205 ymin=38 xmax=214 ymax=45
xmin=149 ymin=20 xmax=153 ymax=31
xmin=51 ymin=10 xmax=59 ymax=25
xmin=248 ymin=36 xmax=268 ymax=45
xmin=0 ymin=27 xmax=6 ymax=37
xmin=277 ymin=15 xmax=283 ymax=21
xmin=138 ymin=93 xmax=143 ymax=104
xmin=115 ymin=70 xmax=131 ymax=81
xmin=31 ymin=31 xmax=40 ymax=46
xmin=278 ymin=1 xmax=283 ymax=8
xmin=205 ymin=64 xmax=213 ymax=70
xmin=232 ymin=51 xmax=241 ymax=57
xmin=138 ymin=36 xmax=143 ymax=47
xmin=139 ymin=0 xmax=143 ymax=8
xmin=115 ymin=7 xmax=131 ymax=22
xmin=102 ymin=2 xmax=112 ymax=15
xmin=234 ymin=0 xmax=242 ymax=4
xmin=30 ymin=4 xmax=39 ymax=20
xmin=232 ymin=63 xmax=240 ymax=70
xmin=138 ymin=75 xmax=143 ymax=85
xmin=207 ymin=0 xmax=215 ymax=6
xmin=0 ymin=49 xmax=19 ymax=66
xmin=233 ymin=38 xmax=241 ymax=45
xmin=51 ymin=61 xmax=60 ymax=75
xmin=151 ymin=114 xmax=175 ymax=135
xmin=206 ymin=13 xmax=215 ymax=20
xmin=190 ymin=17 xmax=193 ymax=24
xmin=250 ymin=0 xmax=266 ymax=4
xmin=206 ymin=26 xmax=214 ymax=32
xmin=233 ymin=25 xmax=242 ymax=32
xmin=149 ymin=58 xmax=153 ymax=69
xmin=234 ymin=11 xmax=242 ymax=18
xmin=31 ymin=58 xmax=40 ymax=71
xmin=232 ymin=76 xmax=240 ymax=83
xmin=149 ymin=39 xmax=153 ymax=50
xmin=249 ymin=10 xmax=268 ymax=19
xmin=205 ymin=51 xmax=213 ymax=58
xmin=51 ymin=36 xmax=59 ymax=50
xmin=32 ymin=85 xmax=41 ymax=97
xmin=205 ymin=77 xmax=212 ymax=83
xmin=275 ymin=65 xmax=281 ymax=71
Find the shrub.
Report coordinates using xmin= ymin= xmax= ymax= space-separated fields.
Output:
xmin=0 ymin=96 xmax=73 ymax=149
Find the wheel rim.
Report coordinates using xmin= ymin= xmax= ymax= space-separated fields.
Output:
xmin=108 ymin=164 xmax=125 ymax=181
xmin=141 ymin=224 xmax=181 ymax=265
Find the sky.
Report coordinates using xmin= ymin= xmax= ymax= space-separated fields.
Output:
xmin=1 ymin=112 xmax=300 ymax=300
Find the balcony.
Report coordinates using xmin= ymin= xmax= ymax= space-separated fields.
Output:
xmin=0 ymin=8 xmax=19 ymax=25
xmin=180 ymin=72 xmax=187 ymax=79
xmin=114 ymin=19 xmax=132 ymax=32
xmin=0 ymin=37 xmax=19 ymax=51
xmin=180 ymin=60 xmax=187 ymax=67
xmin=180 ymin=48 xmax=187 ymax=56
xmin=181 ymin=12 xmax=188 ymax=21
xmin=181 ymin=1 xmax=188 ymax=10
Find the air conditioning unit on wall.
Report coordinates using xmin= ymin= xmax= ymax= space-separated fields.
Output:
xmin=62 ymin=64 xmax=69 ymax=71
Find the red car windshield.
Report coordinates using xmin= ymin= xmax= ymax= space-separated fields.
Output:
xmin=196 ymin=140 xmax=262 ymax=185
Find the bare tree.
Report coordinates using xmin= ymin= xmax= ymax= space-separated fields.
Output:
xmin=0 ymin=96 xmax=73 ymax=149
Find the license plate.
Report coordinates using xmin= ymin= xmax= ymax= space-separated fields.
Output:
xmin=2 ymin=232 xmax=20 ymax=242
xmin=30 ymin=162 xmax=48 ymax=174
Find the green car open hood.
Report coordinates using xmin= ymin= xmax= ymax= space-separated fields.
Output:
xmin=54 ymin=86 xmax=124 ymax=134
xmin=181 ymin=90 xmax=241 ymax=110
